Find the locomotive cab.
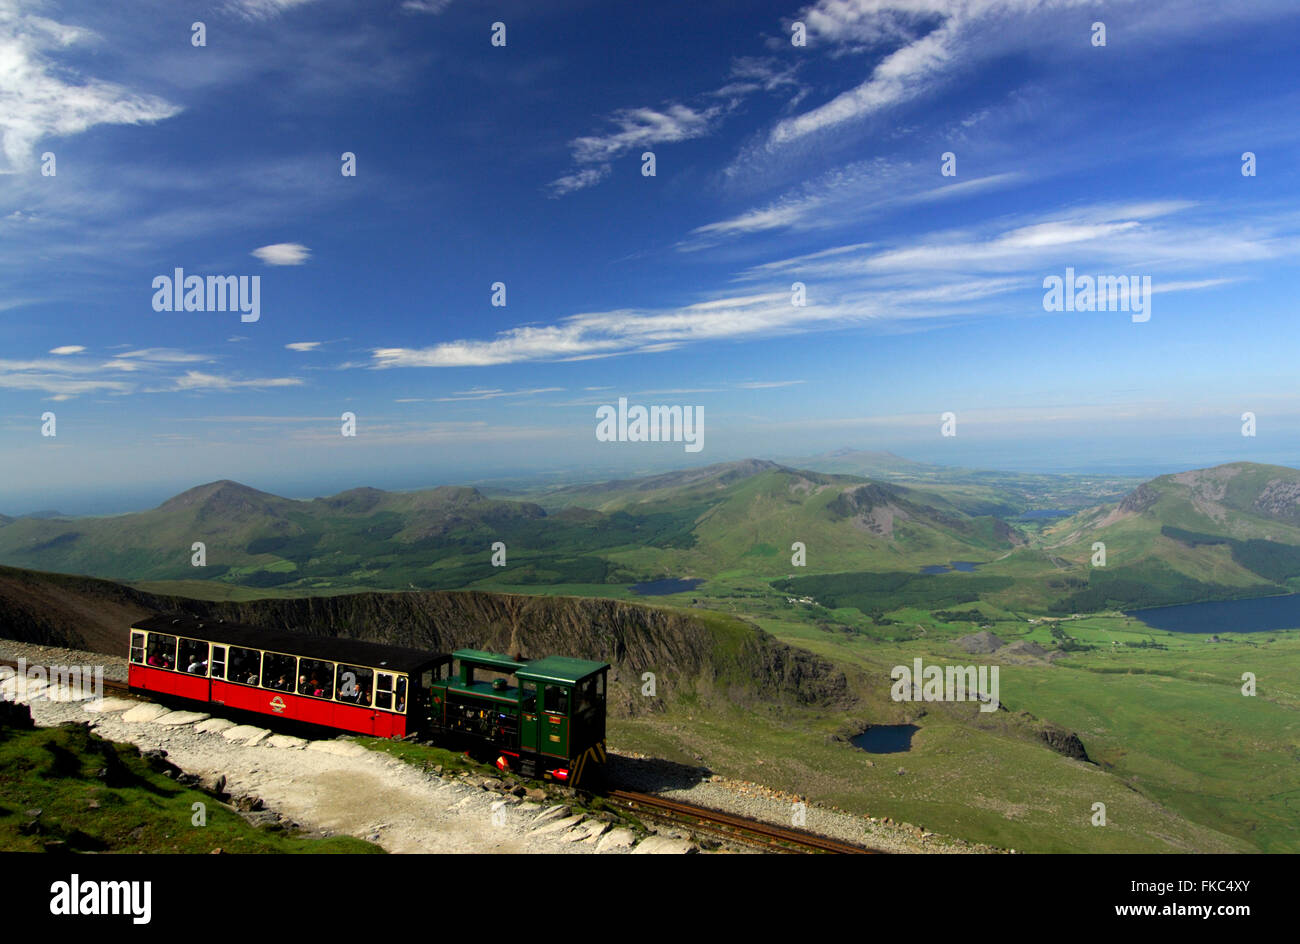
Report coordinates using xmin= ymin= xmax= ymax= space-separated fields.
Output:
xmin=516 ymin=656 xmax=608 ymax=787
xmin=432 ymin=650 xmax=610 ymax=787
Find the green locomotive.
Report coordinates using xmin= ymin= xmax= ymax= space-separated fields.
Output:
xmin=427 ymin=649 xmax=610 ymax=787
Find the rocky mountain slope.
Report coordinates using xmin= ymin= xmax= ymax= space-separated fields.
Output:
xmin=0 ymin=564 xmax=852 ymax=716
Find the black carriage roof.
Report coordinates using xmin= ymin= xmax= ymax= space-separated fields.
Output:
xmin=132 ymin=614 xmax=448 ymax=674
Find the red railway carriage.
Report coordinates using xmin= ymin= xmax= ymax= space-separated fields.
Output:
xmin=128 ymin=615 xmax=451 ymax=738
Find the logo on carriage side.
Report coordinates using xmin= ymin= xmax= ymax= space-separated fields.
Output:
xmin=270 ymin=695 xmax=286 ymax=713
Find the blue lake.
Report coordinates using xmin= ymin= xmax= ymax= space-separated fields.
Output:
xmin=1017 ymin=509 xmax=1070 ymax=520
xmin=1127 ymin=594 xmax=1300 ymax=634
xmin=920 ymin=561 xmax=981 ymax=574
xmin=630 ymin=578 xmax=703 ymax=596
xmin=850 ymin=724 xmax=919 ymax=754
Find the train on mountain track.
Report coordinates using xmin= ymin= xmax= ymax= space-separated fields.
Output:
xmin=127 ymin=614 xmax=610 ymax=787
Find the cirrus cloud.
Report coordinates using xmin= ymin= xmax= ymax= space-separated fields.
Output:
xmin=0 ymin=1 xmax=181 ymax=173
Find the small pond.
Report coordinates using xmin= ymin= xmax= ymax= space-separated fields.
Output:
xmin=850 ymin=724 xmax=919 ymax=754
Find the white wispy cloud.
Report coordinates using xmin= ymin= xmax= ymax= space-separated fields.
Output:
xmin=252 ymin=242 xmax=311 ymax=265
xmin=0 ymin=356 xmax=134 ymax=397
xmin=0 ymin=346 xmax=302 ymax=399
xmin=401 ymin=0 xmax=454 ymax=13
xmin=370 ymin=199 xmax=1289 ymax=369
xmin=770 ymin=0 xmax=1096 ymax=148
xmin=112 ymin=348 xmax=211 ymax=364
xmin=433 ymin=386 xmax=564 ymax=402
xmin=570 ymin=104 xmax=719 ymax=164
xmin=167 ymin=370 xmax=303 ymax=392
xmin=548 ymin=165 xmax=612 ymax=197
xmin=681 ymin=163 xmax=1023 ymax=251
xmin=372 ymin=292 xmax=875 ymax=368
xmin=710 ymin=57 xmax=803 ymax=99
xmin=0 ymin=1 xmax=181 ymax=172
xmin=286 ymin=341 xmax=321 ymax=352
xmin=225 ymin=0 xmax=318 ymax=20
xmin=549 ymin=103 xmax=720 ymax=195
xmin=1151 ymin=278 xmax=1239 ymax=294
xmin=861 ymin=204 xmax=1278 ymax=273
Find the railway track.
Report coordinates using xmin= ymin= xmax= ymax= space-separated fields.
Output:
xmin=605 ymin=789 xmax=880 ymax=854
xmin=4 ymin=658 xmax=880 ymax=854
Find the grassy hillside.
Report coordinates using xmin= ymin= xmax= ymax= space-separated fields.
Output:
xmin=1025 ymin=463 xmax=1300 ymax=611
xmin=2 ymin=563 xmax=1280 ymax=852
xmin=0 ymin=462 xmax=1022 ymax=596
xmin=5 ymin=459 xmax=1300 ymax=852
xmin=0 ymin=714 xmax=375 ymax=853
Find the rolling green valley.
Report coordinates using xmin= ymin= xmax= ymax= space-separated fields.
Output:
xmin=2 ymin=455 xmax=1297 ymax=853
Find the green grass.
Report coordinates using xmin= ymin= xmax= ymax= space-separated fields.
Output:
xmin=0 ymin=721 xmax=379 ymax=853
xmin=661 ymin=596 xmax=1300 ymax=852
xmin=351 ymin=736 xmax=486 ymax=776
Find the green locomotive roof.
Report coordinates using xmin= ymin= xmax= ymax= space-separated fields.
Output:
xmin=451 ymin=648 xmax=608 ymax=685
xmin=452 ymin=649 xmax=526 ymax=673
xmin=516 ymin=655 xmax=609 ymax=685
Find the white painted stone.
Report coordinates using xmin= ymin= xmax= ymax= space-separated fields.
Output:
xmin=83 ymin=697 xmax=136 ymax=714
xmin=532 ymin=804 xmax=569 ymax=825
xmin=155 ymin=710 xmax=210 ymax=726
xmin=121 ymin=703 xmax=171 ymax=723
xmin=631 ymin=835 xmax=697 ymax=854
xmin=530 ymin=814 xmax=584 ymax=837
xmin=221 ymin=724 xmax=270 ymax=744
xmin=266 ymin=734 xmax=307 ymax=749
xmin=596 ymin=828 xmax=637 ymax=853
xmin=194 ymin=717 xmax=237 ymax=734
xmin=306 ymin=739 xmax=368 ymax=757
xmin=564 ymin=820 xmax=609 ymax=842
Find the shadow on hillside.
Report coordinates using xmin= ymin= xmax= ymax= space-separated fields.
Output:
xmin=605 ymin=752 xmax=710 ymax=792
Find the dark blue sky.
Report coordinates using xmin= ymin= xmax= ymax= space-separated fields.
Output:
xmin=3 ymin=0 xmax=1300 ymax=513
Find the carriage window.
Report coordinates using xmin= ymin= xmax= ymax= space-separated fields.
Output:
xmin=336 ymin=665 xmax=373 ymax=706
xmin=394 ymin=676 xmax=407 ymax=713
xmin=146 ymin=633 xmax=177 ymax=670
xmin=228 ymin=646 xmax=262 ymax=687
xmin=544 ymin=685 xmax=568 ymax=715
xmin=263 ymin=652 xmax=296 ymax=692
xmin=129 ymin=632 xmax=146 ymax=665
xmin=210 ymin=646 xmax=227 ymax=680
xmin=375 ymin=672 xmax=394 ymax=711
xmin=298 ymin=659 xmax=335 ymax=700
xmin=179 ymin=638 xmax=210 ymax=676
xmin=521 ymin=683 xmax=537 ymax=712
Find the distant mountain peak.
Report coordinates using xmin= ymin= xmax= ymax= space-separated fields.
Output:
xmin=157 ymin=480 xmax=287 ymax=516
xmin=315 ymin=486 xmax=390 ymax=514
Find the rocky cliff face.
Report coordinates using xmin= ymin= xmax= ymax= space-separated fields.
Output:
xmin=1038 ymin=724 xmax=1091 ymax=762
xmin=0 ymin=566 xmax=853 ymax=716
xmin=173 ymin=590 xmax=853 ymax=715
xmin=1118 ymin=482 xmax=1160 ymax=514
